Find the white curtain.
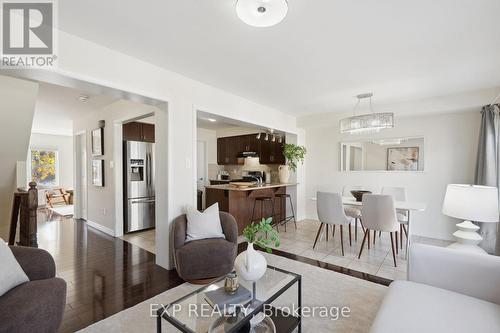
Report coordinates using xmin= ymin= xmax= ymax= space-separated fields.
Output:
xmin=475 ymin=104 xmax=500 ymax=255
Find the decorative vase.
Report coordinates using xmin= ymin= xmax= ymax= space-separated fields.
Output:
xmin=278 ymin=165 xmax=290 ymax=183
xmin=234 ymin=243 xmax=267 ymax=281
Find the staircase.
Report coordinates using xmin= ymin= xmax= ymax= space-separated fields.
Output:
xmin=0 ymin=75 xmax=39 ymax=240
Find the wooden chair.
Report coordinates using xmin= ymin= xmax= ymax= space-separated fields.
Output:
xmin=45 ymin=188 xmax=69 ymax=208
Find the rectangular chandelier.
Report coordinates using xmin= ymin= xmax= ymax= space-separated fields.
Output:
xmin=340 ymin=112 xmax=394 ymax=134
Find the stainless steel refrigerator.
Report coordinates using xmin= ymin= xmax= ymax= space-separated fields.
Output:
xmin=124 ymin=141 xmax=155 ymax=233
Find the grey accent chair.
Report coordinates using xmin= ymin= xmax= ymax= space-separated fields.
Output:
xmin=173 ymin=211 xmax=238 ymax=283
xmin=0 ymin=246 xmax=66 ymax=333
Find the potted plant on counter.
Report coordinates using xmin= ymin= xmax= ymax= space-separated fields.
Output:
xmin=234 ymin=218 xmax=280 ymax=281
xmin=279 ymin=143 xmax=307 ymax=183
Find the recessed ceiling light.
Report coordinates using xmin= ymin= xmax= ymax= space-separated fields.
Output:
xmin=236 ymin=0 xmax=288 ymax=28
xmin=78 ymin=94 xmax=89 ymax=102
xmin=207 ymin=118 xmax=217 ymax=122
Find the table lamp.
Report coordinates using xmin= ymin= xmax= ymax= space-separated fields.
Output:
xmin=442 ymin=184 xmax=499 ymax=254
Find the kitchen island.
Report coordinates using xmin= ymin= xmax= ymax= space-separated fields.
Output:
xmin=205 ymin=183 xmax=297 ymax=235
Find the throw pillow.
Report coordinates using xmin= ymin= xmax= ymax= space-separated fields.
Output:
xmin=0 ymin=239 xmax=29 ymax=297
xmin=186 ymin=203 xmax=225 ymax=242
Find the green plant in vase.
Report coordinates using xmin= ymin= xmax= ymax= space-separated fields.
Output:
xmin=279 ymin=143 xmax=307 ymax=183
xmin=235 ymin=217 xmax=280 ymax=281
xmin=242 ymin=217 xmax=280 ymax=253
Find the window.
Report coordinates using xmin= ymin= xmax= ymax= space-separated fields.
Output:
xmin=30 ymin=148 xmax=58 ymax=186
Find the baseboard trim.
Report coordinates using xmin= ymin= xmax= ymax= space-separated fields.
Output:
xmin=86 ymin=220 xmax=116 ymax=237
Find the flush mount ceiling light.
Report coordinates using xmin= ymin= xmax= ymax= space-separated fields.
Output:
xmin=207 ymin=118 xmax=217 ymax=122
xmin=340 ymin=93 xmax=394 ymax=134
xmin=78 ymin=94 xmax=89 ymax=102
xmin=236 ymin=0 xmax=288 ymax=28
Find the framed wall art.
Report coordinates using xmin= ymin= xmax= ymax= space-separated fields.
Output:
xmin=387 ymin=147 xmax=419 ymax=171
xmin=92 ymin=159 xmax=105 ymax=187
xmin=91 ymin=128 xmax=104 ymax=156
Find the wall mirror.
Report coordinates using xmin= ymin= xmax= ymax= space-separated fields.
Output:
xmin=340 ymin=137 xmax=424 ymax=172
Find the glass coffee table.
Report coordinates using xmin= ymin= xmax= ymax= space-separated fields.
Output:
xmin=156 ymin=266 xmax=301 ymax=333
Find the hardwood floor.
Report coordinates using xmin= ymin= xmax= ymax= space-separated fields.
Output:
xmin=36 ymin=210 xmax=183 ymax=332
xmin=34 ymin=211 xmax=395 ymax=332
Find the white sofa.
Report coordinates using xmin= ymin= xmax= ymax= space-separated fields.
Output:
xmin=370 ymin=243 xmax=500 ymax=333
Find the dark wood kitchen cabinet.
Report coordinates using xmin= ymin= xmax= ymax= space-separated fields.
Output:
xmin=217 ymin=138 xmax=227 ymax=165
xmin=259 ymin=140 xmax=285 ymax=164
xmin=142 ymin=123 xmax=155 ymax=143
xmin=217 ymin=133 xmax=285 ymax=165
xmin=236 ymin=134 xmax=260 ymax=153
xmin=123 ymin=122 xmax=155 ymax=143
xmin=217 ymin=136 xmax=238 ymax=165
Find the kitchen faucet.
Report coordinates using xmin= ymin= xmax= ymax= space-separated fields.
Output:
xmin=249 ymin=175 xmax=262 ymax=184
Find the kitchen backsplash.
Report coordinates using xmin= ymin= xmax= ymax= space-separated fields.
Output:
xmin=207 ymin=163 xmax=280 ymax=183
xmin=223 ymin=164 xmax=279 ymax=182
xmin=208 ymin=163 xmax=224 ymax=181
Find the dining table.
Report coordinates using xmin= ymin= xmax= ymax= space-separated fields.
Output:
xmin=311 ymin=196 xmax=427 ymax=258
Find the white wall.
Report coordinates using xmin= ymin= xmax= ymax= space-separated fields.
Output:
xmin=50 ymin=30 xmax=305 ymax=269
xmin=197 ymin=128 xmax=217 ymax=164
xmin=0 ymin=76 xmax=39 ymax=239
xmin=28 ymin=133 xmax=74 ymax=189
xmin=299 ymin=111 xmax=480 ymax=241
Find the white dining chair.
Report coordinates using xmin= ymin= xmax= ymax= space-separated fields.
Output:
xmin=358 ymin=194 xmax=399 ymax=267
xmin=342 ymin=186 xmax=363 ymax=241
xmin=314 ymin=191 xmax=352 ymax=256
xmin=382 ymin=186 xmax=409 ymax=251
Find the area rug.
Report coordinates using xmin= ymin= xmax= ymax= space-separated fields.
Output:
xmin=79 ymin=253 xmax=387 ymax=333
xmin=49 ymin=205 xmax=74 ymax=216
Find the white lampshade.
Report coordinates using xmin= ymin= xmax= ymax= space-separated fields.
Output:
xmin=442 ymin=184 xmax=499 ymax=223
xmin=236 ymin=0 xmax=288 ymax=28
xmin=242 ymin=157 xmax=262 ymax=171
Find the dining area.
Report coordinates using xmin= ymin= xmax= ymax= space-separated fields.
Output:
xmin=306 ymin=186 xmax=426 ymax=272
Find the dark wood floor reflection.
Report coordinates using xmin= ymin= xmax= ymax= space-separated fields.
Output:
xmin=36 ymin=211 xmax=183 ymax=332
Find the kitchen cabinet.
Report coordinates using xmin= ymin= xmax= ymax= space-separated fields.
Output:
xmin=273 ymin=141 xmax=286 ymax=164
xmin=217 ymin=138 xmax=227 ymax=165
xmin=217 ymin=136 xmax=238 ymax=165
xmin=122 ymin=122 xmax=142 ymax=141
xmin=217 ymin=133 xmax=285 ymax=165
xmin=258 ymin=139 xmax=285 ymax=164
xmin=142 ymin=123 xmax=155 ymax=143
xmin=238 ymin=134 xmax=260 ymax=152
xmin=123 ymin=122 xmax=155 ymax=143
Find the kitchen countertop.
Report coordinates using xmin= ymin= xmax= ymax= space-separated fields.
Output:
xmin=205 ymin=183 xmax=298 ymax=191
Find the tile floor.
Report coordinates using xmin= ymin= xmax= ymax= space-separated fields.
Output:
xmin=122 ymin=219 xmax=452 ymax=281
xmin=119 ymin=228 xmax=156 ymax=253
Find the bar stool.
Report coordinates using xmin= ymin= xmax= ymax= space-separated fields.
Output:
xmin=274 ymin=193 xmax=297 ymax=231
xmin=251 ymin=196 xmax=278 ymax=230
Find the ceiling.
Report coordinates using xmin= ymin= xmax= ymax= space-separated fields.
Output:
xmin=58 ymin=0 xmax=500 ymax=116
xmin=32 ymin=82 xmax=118 ymax=135
xmin=197 ymin=110 xmax=261 ymax=131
